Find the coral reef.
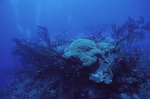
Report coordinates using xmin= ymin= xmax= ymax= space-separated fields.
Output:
xmin=1 ymin=18 xmax=150 ymax=99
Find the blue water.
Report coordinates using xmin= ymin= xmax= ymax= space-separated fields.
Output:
xmin=0 ymin=0 xmax=150 ymax=98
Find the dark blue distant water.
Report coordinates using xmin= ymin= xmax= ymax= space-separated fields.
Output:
xmin=0 ymin=0 xmax=150 ymax=89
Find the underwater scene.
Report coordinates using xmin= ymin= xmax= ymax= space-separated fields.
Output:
xmin=0 ymin=0 xmax=150 ymax=99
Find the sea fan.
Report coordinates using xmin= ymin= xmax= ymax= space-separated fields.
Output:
xmin=112 ymin=17 xmax=150 ymax=52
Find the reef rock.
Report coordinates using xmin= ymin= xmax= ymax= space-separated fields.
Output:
xmin=63 ymin=39 xmax=101 ymax=66
xmin=89 ymin=66 xmax=113 ymax=84
xmin=97 ymin=42 xmax=114 ymax=54
xmin=89 ymin=53 xmax=116 ymax=84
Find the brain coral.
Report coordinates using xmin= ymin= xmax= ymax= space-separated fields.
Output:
xmin=63 ymin=39 xmax=101 ymax=66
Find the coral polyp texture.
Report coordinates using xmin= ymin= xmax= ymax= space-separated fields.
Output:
xmin=63 ymin=39 xmax=101 ymax=66
xmin=1 ymin=17 xmax=150 ymax=99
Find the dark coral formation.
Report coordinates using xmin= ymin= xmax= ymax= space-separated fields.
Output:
xmin=1 ymin=17 xmax=150 ymax=99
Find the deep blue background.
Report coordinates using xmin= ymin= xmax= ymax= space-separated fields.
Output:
xmin=0 ymin=0 xmax=150 ymax=88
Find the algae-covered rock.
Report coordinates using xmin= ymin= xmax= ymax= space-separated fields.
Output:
xmin=63 ymin=39 xmax=101 ymax=66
